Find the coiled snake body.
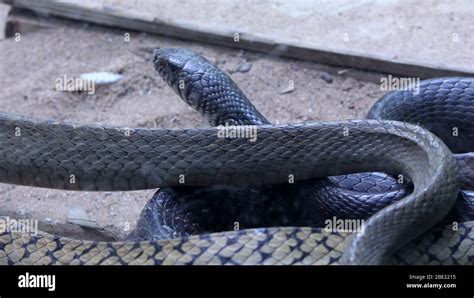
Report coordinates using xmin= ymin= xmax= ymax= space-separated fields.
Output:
xmin=0 ymin=48 xmax=473 ymax=265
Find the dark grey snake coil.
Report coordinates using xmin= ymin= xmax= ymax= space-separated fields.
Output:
xmin=0 ymin=48 xmax=473 ymax=265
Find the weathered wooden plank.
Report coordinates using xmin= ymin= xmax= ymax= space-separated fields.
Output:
xmin=4 ymin=0 xmax=473 ymax=78
xmin=0 ymin=2 xmax=11 ymax=39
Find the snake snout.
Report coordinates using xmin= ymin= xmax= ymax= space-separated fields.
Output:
xmin=153 ymin=48 xmax=183 ymax=87
xmin=153 ymin=48 xmax=203 ymax=97
xmin=153 ymin=48 xmax=198 ymax=74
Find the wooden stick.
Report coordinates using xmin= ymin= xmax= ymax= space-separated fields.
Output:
xmin=5 ymin=0 xmax=473 ymax=78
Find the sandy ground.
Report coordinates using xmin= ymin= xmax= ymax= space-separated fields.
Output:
xmin=1 ymin=19 xmax=390 ymax=240
xmin=63 ymin=0 xmax=474 ymax=71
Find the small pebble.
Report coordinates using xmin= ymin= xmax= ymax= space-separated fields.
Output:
xmin=321 ymin=73 xmax=333 ymax=84
xmin=236 ymin=62 xmax=252 ymax=73
xmin=68 ymin=204 xmax=98 ymax=228
xmin=337 ymin=69 xmax=352 ymax=75
xmin=215 ymin=57 xmax=227 ymax=65
xmin=228 ymin=61 xmax=252 ymax=74
xmin=279 ymin=85 xmax=295 ymax=94
xmin=342 ymin=86 xmax=352 ymax=92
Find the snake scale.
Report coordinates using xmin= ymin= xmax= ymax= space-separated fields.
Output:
xmin=0 ymin=48 xmax=473 ymax=265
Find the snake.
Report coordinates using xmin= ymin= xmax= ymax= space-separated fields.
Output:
xmin=0 ymin=48 xmax=473 ymax=265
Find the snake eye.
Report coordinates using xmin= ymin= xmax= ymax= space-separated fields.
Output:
xmin=167 ymin=63 xmax=179 ymax=74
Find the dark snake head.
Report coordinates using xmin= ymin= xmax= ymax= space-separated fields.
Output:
xmin=153 ymin=47 xmax=269 ymax=125
xmin=153 ymin=48 xmax=212 ymax=107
